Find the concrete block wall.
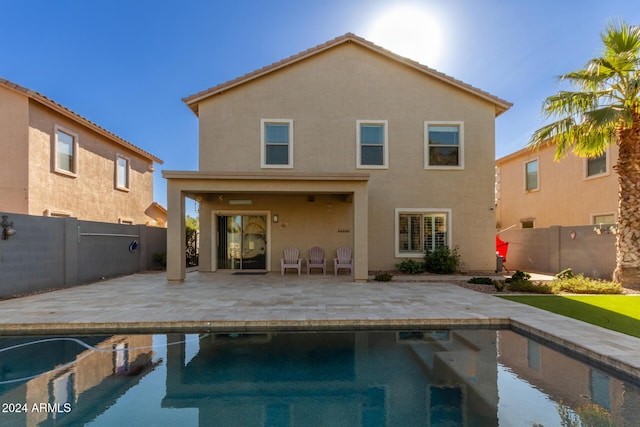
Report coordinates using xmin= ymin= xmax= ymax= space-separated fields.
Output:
xmin=500 ymin=225 xmax=615 ymax=279
xmin=0 ymin=212 xmax=166 ymax=298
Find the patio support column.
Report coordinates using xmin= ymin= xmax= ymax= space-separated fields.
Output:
xmin=352 ymin=183 xmax=368 ymax=282
xmin=199 ymin=204 xmax=213 ymax=272
xmin=167 ymin=180 xmax=186 ymax=282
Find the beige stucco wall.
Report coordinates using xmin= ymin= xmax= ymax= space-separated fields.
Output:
xmin=164 ymin=172 xmax=369 ymax=280
xmin=496 ymin=144 xmax=619 ymax=229
xmin=200 ymin=193 xmax=353 ymax=272
xmin=0 ymin=85 xmax=29 ymax=213
xmin=195 ymin=43 xmax=499 ymax=272
xmin=25 ymin=101 xmax=156 ymax=224
xmin=22 ymin=335 xmax=154 ymax=426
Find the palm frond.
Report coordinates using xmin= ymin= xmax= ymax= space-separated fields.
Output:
xmin=601 ymin=20 xmax=640 ymax=57
xmin=530 ymin=20 xmax=640 ymax=161
xmin=584 ymin=106 xmax=623 ymax=128
xmin=624 ymin=76 xmax=640 ymax=105
xmin=528 ymin=118 xmax=575 ymax=159
xmin=569 ymin=120 xmax=615 ymax=157
xmin=586 ymin=57 xmax=618 ymax=80
xmin=542 ymin=91 xmax=603 ymax=117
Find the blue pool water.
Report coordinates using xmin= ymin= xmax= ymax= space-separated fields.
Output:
xmin=0 ymin=329 xmax=638 ymax=426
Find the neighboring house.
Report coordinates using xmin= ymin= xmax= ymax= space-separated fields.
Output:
xmin=495 ymin=143 xmax=618 ymax=229
xmin=163 ymin=33 xmax=511 ymax=281
xmin=0 ymin=78 xmax=165 ymax=226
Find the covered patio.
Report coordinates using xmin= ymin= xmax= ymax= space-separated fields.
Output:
xmin=163 ymin=171 xmax=370 ymax=282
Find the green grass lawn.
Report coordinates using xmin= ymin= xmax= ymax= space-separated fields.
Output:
xmin=499 ymin=295 xmax=640 ymax=338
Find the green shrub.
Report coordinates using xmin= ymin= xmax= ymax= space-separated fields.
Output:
xmin=555 ymin=268 xmax=575 ymax=280
xmin=396 ymin=259 xmax=425 ymax=274
xmin=506 ymin=271 xmax=531 ymax=282
xmin=374 ymin=271 xmax=393 ymax=282
xmin=507 ymin=279 xmax=554 ymax=294
xmin=468 ymin=277 xmax=494 ymax=285
xmin=494 ymin=280 xmax=506 ymax=292
xmin=424 ymin=246 xmax=460 ymax=274
xmin=551 ymin=275 xmax=621 ymax=294
xmin=152 ymin=252 xmax=167 ymax=269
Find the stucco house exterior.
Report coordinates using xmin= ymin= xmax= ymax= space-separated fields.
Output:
xmin=0 ymin=78 xmax=164 ymax=226
xmin=163 ymin=33 xmax=511 ymax=281
xmin=496 ymin=143 xmax=618 ymax=230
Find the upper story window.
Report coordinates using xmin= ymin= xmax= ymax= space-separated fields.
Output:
xmin=586 ymin=152 xmax=607 ymax=178
xmin=521 ymin=219 xmax=535 ymax=229
xmin=592 ymin=213 xmax=615 ymax=225
xmin=525 ymin=159 xmax=539 ymax=191
xmin=425 ymin=122 xmax=464 ymax=169
xmin=115 ymin=154 xmax=130 ymax=191
xmin=261 ymin=119 xmax=293 ymax=168
xmin=357 ymin=120 xmax=388 ymax=169
xmin=54 ymin=126 xmax=78 ymax=176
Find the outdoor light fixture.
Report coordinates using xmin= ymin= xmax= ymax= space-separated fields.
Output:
xmin=273 ymin=214 xmax=279 ymax=224
xmin=1 ymin=215 xmax=16 ymax=240
xmin=570 ymin=231 xmax=577 ymax=240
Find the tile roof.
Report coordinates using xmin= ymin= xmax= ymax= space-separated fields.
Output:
xmin=0 ymin=77 xmax=163 ymax=164
xmin=183 ymin=32 xmax=512 ymax=117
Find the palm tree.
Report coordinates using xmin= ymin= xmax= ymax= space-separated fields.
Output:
xmin=529 ymin=21 xmax=640 ymax=288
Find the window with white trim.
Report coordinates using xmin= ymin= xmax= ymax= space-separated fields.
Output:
xmin=425 ymin=122 xmax=464 ymax=169
xmin=396 ymin=209 xmax=451 ymax=257
xmin=54 ymin=126 xmax=78 ymax=176
xmin=586 ymin=152 xmax=607 ymax=178
xmin=525 ymin=159 xmax=538 ymax=191
xmin=261 ymin=119 xmax=293 ymax=168
xmin=357 ymin=120 xmax=388 ymax=168
xmin=115 ymin=154 xmax=130 ymax=190
xmin=592 ymin=213 xmax=615 ymax=225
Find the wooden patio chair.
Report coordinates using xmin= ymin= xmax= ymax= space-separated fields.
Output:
xmin=306 ymin=246 xmax=326 ymax=275
xmin=333 ymin=246 xmax=353 ymax=275
xmin=280 ymin=246 xmax=302 ymax=275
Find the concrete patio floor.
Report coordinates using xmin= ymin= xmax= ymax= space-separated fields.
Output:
xmin=1 ymin=270 xmax=639 ymax=380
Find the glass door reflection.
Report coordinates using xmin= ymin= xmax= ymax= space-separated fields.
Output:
xmin=217 ymin=215 xmax=266 ymax=270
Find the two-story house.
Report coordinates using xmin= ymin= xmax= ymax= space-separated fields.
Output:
xmin=163 ymin=33 xmax=511 ymax=281
xmin=496 ymin=143 xmax=618 ymax=229
xmin=0 ymin=78 xmax=164 ymax=226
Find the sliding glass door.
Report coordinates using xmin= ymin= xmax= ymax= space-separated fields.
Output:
xmin=217 ymin=215 xmax=267 ymax=270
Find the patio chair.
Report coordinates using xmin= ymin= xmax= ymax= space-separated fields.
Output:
xmin=306 ymin=246 xmax=327 ymax=275
xmin=333 ymin=246 xmax=353 ymax=275
xmin=281 ymin=246 xmax=302 ymax=275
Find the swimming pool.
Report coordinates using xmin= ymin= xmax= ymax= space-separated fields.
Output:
xmin=1 ymin=329 xmax=638 ymax=426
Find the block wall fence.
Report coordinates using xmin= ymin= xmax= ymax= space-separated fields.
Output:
xmin=0 ymin=212 xmax=166 ymax=298
xmin=499 ymin=225 xmax=615 ymax=279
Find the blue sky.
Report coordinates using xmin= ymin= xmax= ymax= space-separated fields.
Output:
xmin=2 ymin=0 xmax=639 ymax=212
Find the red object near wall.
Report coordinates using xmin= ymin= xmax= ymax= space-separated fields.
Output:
xmin=496 ymin=236 xmax=509 ymax=262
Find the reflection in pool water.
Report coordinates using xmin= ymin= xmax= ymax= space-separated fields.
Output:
xmin=0 ymin=330 xmax=638 ymax=426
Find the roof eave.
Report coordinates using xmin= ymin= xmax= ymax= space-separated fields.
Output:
xmin=182 ymin=33 xmax=512 ymax=117
xmin=1 ymin=78 xmax=163 ymax=165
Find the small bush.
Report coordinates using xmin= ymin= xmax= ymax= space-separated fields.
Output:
xmin=396 ymin=259 xmax=425 ymax=274
xmin=507 ymin=279 xmax=553 ymax=294
xmin=551 ymin=275 xmax=621 ymax=294
xmin=555 ymin=268 xmax=575 ymax=280
xmin=374 ymin=271 xmax=393 ymax=282
xmin=506 ymin=271 xmax=531 ymax=282
xmin=468 ymin=277 xmax=494 ymax=285
xmin=424 ymin=246 xmax=460 ymax=274
xmin=153 ymin=252 xmax=167 ymax=269
xmin=494 ymin=280 xmax=506 ymax=292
